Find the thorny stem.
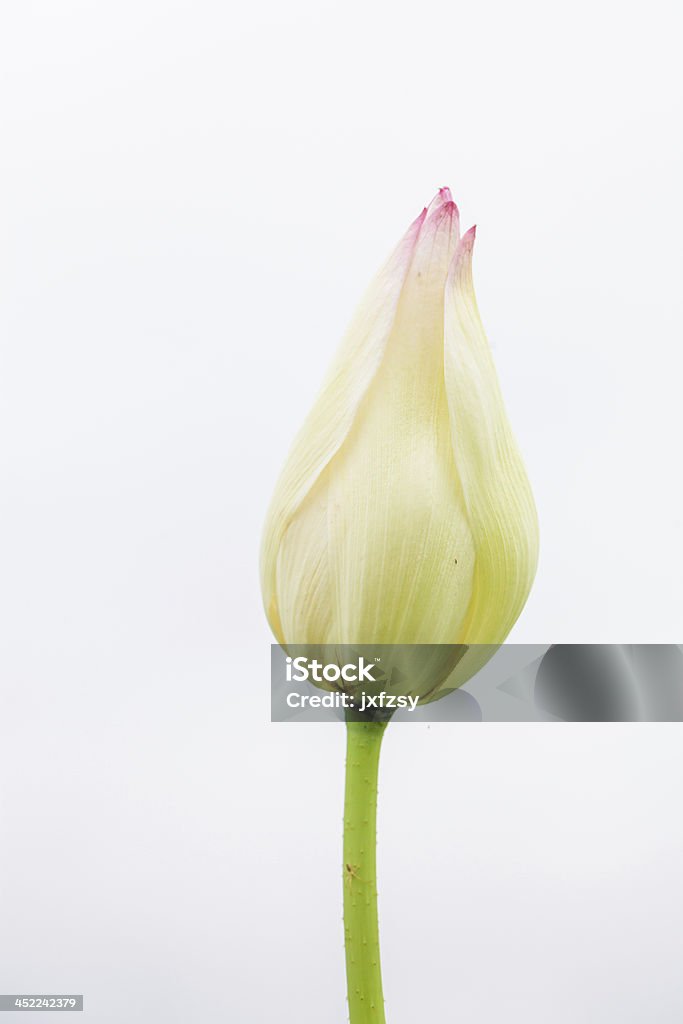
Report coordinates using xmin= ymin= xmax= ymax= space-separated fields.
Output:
xmin=343 ymin=720 xmax=388 ymax=1024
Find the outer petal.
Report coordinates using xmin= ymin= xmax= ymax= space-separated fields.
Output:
xmin=445 ymin=227 xmax=539 ymax=647
xmin=320 ymin=198 xmax=472 ymax=644
xmin=264 ymin=194 xmax=472 ymax=645
xmin=261 ymin=202 xmax=429 ymax=642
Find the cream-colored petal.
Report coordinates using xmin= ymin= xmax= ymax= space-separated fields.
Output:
xmin=444 ymin=227 xmax=539 ymax=650
xmin=261 ymin=203 xmax=429 ymax=642
xmin=326 ymin=199 xmax=470 ymax=643
xmin=274 ymin=199 xmax=476 ymax=645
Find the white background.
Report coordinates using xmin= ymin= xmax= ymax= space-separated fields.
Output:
xmin=1 ymin=1 xmax=682 ymax=1021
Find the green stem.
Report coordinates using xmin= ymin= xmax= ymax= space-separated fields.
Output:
xmin=343 ymin=720 xmax=388 ymax=1024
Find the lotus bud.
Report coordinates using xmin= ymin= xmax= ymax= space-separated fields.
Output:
xmin=262 ymin=189 xmax=540 ymax=1024
xmin=261 ymin=188 xmax=538 ymax=692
